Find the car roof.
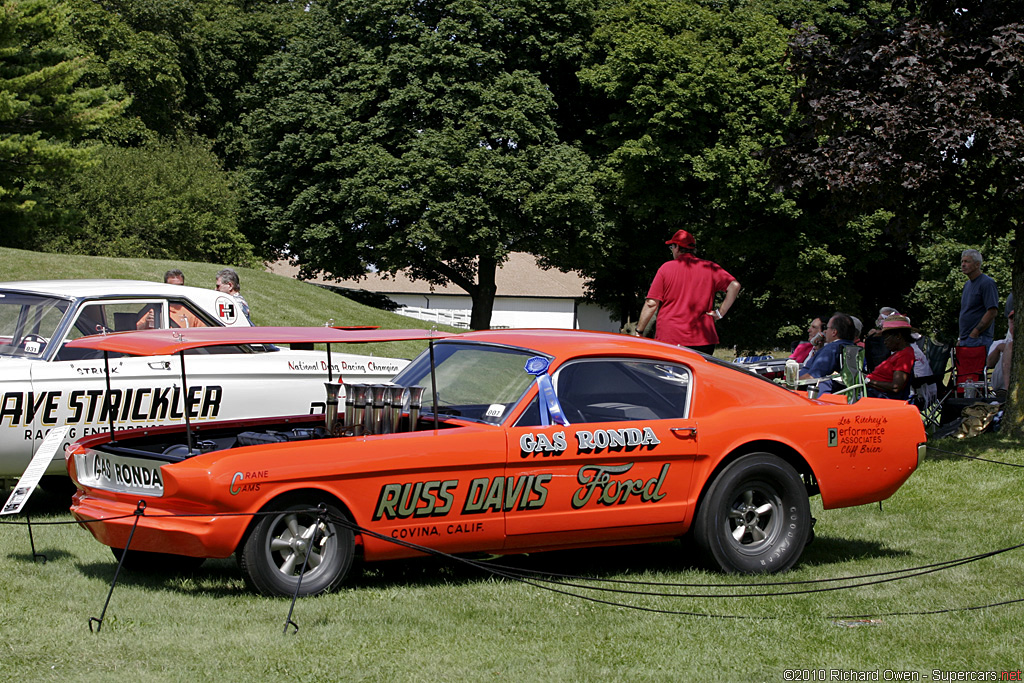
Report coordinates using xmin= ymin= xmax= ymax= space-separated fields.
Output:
xmin=65 ymin=326 xmax=457 ymax=355
xmin=453 ymin=328 xmax=712 ymax=363
xmin=0 ymin=279 xmax=207 ymax=299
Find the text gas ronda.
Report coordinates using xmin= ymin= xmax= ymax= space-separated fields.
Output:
xmin=519 ymin=426 xmax=660 ymax=457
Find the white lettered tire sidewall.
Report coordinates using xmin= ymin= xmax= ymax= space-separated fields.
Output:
xmin=694 ymin=453 xmax=810 ymax=573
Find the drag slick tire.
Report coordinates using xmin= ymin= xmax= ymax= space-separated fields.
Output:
xmin=693 ymin=453 xmax=810 ymax=573
xmin=111 ymin=548 xmax=205 ymax=573
xmin=238 ymin=499 xmax=354 ymax=597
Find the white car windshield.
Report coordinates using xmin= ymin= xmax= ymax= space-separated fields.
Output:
xmin=0 ymin=292 xmax=70 ymax=359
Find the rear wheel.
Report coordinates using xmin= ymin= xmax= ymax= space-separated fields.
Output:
xmin=238 ymin=500 xmax=354 ymax=597
xmin=693 ymin=453 xmax=810 ymax=573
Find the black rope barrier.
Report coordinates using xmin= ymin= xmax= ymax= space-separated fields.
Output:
xmin=5 ymin=504 xmax=1024 ymax=622
xmin=926 ymin=444 xmax=1024 ymax=467
xmin=323 ymin=513 xmax=1024 ymax=619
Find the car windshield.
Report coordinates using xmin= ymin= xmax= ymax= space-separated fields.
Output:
xmin=392 ymin=341 xmax=543 ymax=424
xmin=0 ymin=292 xmax=70 ymax=359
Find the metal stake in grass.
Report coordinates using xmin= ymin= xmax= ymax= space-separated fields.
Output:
xmin=26 ymin=514 xmax=46 ymax=563
xmin=282 ymin=503 xmax=328 ymax=635
xmin=90 ymin=500 xmax=146 ymax=633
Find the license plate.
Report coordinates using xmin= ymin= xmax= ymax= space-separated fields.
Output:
xmin=75 ymin=449 xmax=165 ymax=497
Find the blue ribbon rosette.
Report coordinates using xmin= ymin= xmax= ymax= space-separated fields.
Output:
xmin=524 ymin=356 xmax=569 ymax=427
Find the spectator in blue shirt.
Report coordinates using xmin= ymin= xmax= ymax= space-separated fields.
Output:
xmin=799 ymin=312 xmax=857 ymax=393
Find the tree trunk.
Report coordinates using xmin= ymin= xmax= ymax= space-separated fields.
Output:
xmin=1003 ymin=228 xmax=1024 ymax=434
xmin=469 ymin=255 xmax=497 ymax=330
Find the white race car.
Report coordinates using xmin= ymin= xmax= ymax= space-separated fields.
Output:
xmin=0 ymin=280 xmax=409 ymax=487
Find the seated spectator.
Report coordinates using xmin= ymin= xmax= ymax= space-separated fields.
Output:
xmin=987 ymin=307 xmax=1013 ymax=398
xmin=790 ymin=315 xmax=827 ymax=364
xmin=851 ymin=316 xmax=865 ymax=347
xmin=906 ymin=317 xmax=937 ymax=403
xmin=865 ymin=315 xmax=915 ymax=399
xmin=866 ymin=307 xmax=899 ymax=337
xmin=799 ymin=312 xmax=857 ymax=393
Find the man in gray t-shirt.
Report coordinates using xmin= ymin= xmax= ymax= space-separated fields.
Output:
xmin=958 ymin=249 xmax=998 ymax=349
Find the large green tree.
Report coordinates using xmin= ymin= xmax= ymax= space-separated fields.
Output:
xmin=576 ymin=0 xmax=903 ymax=349
xmin=66 ymin=0 xmax=305 ymax=159
xmin=776 ymin=0 xmax=1024 ymax=427
xmin=0 ymin=0 xmax=125 ymax=243
xmin=241 ymin=0 xmax=606 ymax=329
xmin=44 ymin=137 xmax=257 ymax=266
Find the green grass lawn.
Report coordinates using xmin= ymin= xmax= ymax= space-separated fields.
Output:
xmin=2 ymin=248 xmax=1022 ymax=679
xmin=1 ymin=433 xmax=1022 ymax=681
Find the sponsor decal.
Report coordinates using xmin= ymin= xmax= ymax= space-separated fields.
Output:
xmin=389 ymin=522 xmax=485 ymax=540
xmin=286 ymin=359 xmax=404 ymax=375
xmin=73 ymin=362 xmax=121 ymax=376
xmin=835 ymin=415 xmax=888 ymax=455
xmin=519 ymin=431 xmax=568 ymax=456
xmin=571 ymin=462 xmax=669 ymax=509
xmin=575 ymin=427 xmax=660 ymax=453
xmin=519 ymin=427 xmax=661 ymax=458
xmin=371 ymin=474 xmax=552 ymax=521
xmin=216 ymin=296 xmax=237 ymax=324
xmin=373 ymin=479 xmax=459 ymax=520
xmin=230 ymin=470 xmax=269 ymax=495
xmin=462 ymin=474 xmax=551 ymax=514
xmin=89 ymin=452 xmax=163 ymax=492
xmin=0 ymin=386 xmax=224 ymax=430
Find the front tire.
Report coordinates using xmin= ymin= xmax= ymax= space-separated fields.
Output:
xmin=693 ymin=453 xmax=810 ymax=573
xmin=238 ymin=500 xmax=354 ymax=597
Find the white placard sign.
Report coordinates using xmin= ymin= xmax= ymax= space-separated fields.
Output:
xmin=2 ymin=426 xmax=71 ymax=515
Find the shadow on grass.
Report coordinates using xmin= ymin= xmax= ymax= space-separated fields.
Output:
xmin=57 ymin=533 xmax=914 ymax=597
xmin=351 ymin=540 xmax=697 ymax=590
xmin=798 ymin=534 xmax=910 ymax=567
xmin=7 ymin=548 xmax=77 ymax=563
xmin=74 ymin=556 xmax=247 ymax=597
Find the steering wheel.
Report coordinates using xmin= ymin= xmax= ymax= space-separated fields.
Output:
xmin=20 ymin=334 xmax=47 ymax=354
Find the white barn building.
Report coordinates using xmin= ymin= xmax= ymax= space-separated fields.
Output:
xmin=270 ymin=253 xmax=619 ymax=332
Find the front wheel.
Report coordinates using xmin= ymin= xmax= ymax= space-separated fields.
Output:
xmin=238 ymin=500 xmax=354 ymax=597
xmin=693 ymin=453 xmax=811 ymax=573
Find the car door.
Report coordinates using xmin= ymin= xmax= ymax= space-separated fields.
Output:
xmin=503 ymin=358 xmax=698 ymax=550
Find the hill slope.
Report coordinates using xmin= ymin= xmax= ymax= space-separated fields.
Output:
xmin=0 ymin=247 xmax=457 ymax=357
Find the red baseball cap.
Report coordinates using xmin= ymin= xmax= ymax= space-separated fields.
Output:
xmin=665 ymin=229 xmax=696 ymax=249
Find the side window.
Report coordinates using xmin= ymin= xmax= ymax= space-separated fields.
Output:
xmin=553 ymin=359 xmax=691 ymax=424
xmin=64 ymin=302 xmax=168 ymax=341
xmin=56 ymin=301 xmax=168 ymax=361
xmin=168 ymin=301 xmax=210 ymax=329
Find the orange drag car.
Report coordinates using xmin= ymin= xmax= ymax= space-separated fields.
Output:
xmin=66 ymin=327 xmax=926 ymax=596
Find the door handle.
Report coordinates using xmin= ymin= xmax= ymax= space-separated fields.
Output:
xmin=670 ymin=426 xmax=697 ymax=438
xmin=148 ymin=361 xmax=172 ymax=370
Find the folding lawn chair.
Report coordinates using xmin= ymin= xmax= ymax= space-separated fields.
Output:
xmin=910 ymin=335 xmax=948 ymax=431
xmin=830 ymin=345 xmax=867 ymax=404
xmin=952 ymin=345 xmax=989 ymax=397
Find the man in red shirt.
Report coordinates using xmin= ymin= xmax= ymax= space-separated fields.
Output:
xmin=635 ymin=229 xmax=741 ymax=354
